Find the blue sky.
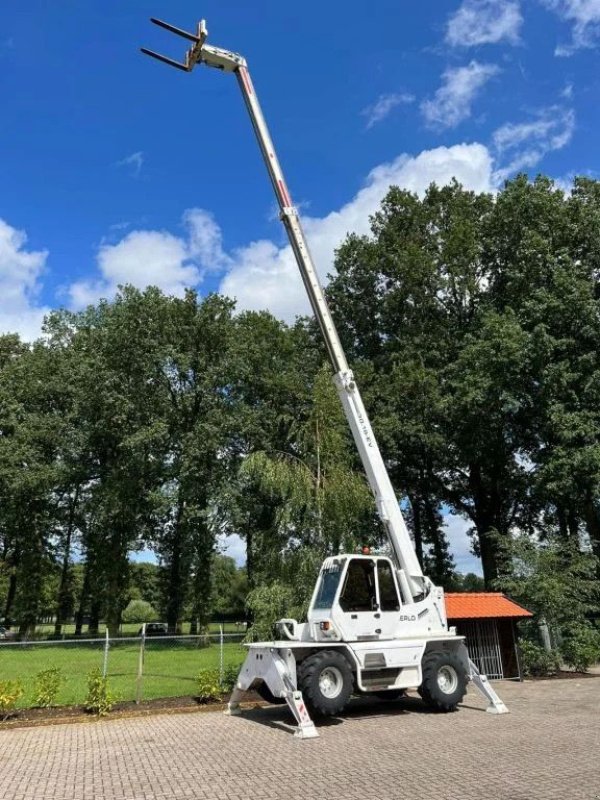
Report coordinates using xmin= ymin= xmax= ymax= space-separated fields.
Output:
xmin=2 ymin=0 xmax=599 ymax=572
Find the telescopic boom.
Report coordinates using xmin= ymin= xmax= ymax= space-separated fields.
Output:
xmin=141 ymin=18 xmax=426 ymax=601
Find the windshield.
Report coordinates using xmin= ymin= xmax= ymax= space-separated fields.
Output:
xmin=313 ymin=560 xmax=345 ymax=610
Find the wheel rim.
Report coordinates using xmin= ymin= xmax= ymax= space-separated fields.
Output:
xmin=437 ymin=664 xmax=459 ymax=694
xmin=318 ymin=666 xmax=344 ymax=699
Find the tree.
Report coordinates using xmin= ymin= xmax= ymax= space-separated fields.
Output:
xmin=211 ymin=556 xmax=247 ymax=620
xmin=153 ymin=292 xmax=237 ymax=633
xmin=328 ymin=182 xmax=495 ymax=582
xmin=494 ymin=533 xmax=599 ymax=635
xmin=122 ymin=599 xmax=158 ymax=624
xmin=242 ymin=364 xmax=376 ymax=628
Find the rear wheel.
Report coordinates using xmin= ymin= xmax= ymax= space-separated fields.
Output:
xmin=297 ymin=650 xmax=353 ymax=716
xmin=418 ymin=651 xmax=467 ymax=712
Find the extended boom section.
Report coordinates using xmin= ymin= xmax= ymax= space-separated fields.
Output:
xmin=142 ymin=16 xmax=508 ymax=738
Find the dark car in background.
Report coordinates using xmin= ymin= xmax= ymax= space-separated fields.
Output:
xmin=138 ymin=622 xmax=168 ymax=636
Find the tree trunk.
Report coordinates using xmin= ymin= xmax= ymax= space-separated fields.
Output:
xmin=164 ymin=497 xmax=189 ymax=635
xmin=423 ymin=495 xmax=453 ymax=586
xmin=54 ymin=488 xmax=79 ymax=636
xmin=408 ymin=494 xmax=424 ymax=568
xmin=75 ymin=560 xmax=91 ymax=635
xmin=103 ymin=528 xmax=130 ymax=636
xmin=190 ymin=518 xmax=214 ymax=633
xmin=3 ymin=571 xmax=17 ymax=627
xmin=583 ymin=489 xmax=600 ymax=579
xmin=88 ymin=600 xmax=101 ymax=635
xmin=468 ymin=462 xmax=507 ymax=587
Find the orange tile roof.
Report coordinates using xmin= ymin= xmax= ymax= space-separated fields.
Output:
xmin=444 ymin=592 xmax=533 ymax=620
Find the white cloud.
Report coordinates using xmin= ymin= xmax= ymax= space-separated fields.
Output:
xmin=0 ymin=218 xmax=50 ymax=341
xmin=421 ymin=61 xmax=500 ymax=129
xmin=446 ymin=0 xmax=523 ymax=47
xmin=117 ymin=151 xmax=144 ymax=177
xmin=361 ymin=92 xmax=415 ymax=129
xmin=220 ymin=143 xmax=495 ymax=321
xmin=68 ymin=208 xmax=229 ymax=309
xmin=68 ymin=144 xmax=494 ymax=318
xmin=541 ymin=0 xmax=600 ymax=54
xmin=492 ymin=106 xmax=575 ymax=181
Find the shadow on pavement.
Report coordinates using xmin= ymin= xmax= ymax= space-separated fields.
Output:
xmin=236 ymin=692 xmax=478 ymax=736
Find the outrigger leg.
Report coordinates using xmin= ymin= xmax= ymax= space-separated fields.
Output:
xmin=468 ymin=659 xmax=509 ymax=714
xmin=226 ymin=647 xmax=318 ymax=739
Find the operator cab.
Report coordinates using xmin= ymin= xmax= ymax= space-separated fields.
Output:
xmin=308 ymin=555 xmax=402 ymax=642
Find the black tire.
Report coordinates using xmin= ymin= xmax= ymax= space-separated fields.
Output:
xmin=418 ymin=651 xmax=468 ymax=712
xmin=297 ymin=650 xmax=354 ymax=716
xmin=374 ymin=689 xmax=406 ymax=701
xmin=254 ymin=682 xmax=286 ymax=705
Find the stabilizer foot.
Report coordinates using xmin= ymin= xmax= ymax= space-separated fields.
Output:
xmin=294 ymin=723 xmax=319 ymax=739
xmin=469 ymin=658 xmax=509 ymax=714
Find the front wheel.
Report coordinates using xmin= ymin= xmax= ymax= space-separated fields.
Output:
xmin=297 ymin=650 xmax=353 ymax=716
xmin=418 ymin=651 xmax=467 ymax=712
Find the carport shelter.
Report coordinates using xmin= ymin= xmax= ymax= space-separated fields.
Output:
xmin=445 ymin=593 xmax=533 ymax=680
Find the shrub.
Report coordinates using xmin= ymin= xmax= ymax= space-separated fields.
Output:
xmin=196 ymin=669 xmax=223 ymax=702
xmin=519 ymin=639 xmax=560 ymax=677
xmin=121 ymin=599 xmax=158 ymax=624
xmin=33 ymin=668 xmax=64 ymax=708
xmin=85 ymin=669 xmax=115 ymax=716
xmin=0 ymin=680 xmax=24 ymax=720
xmin=221 ymin=665 xmax=240 ymax=693
xmin=560 ymin=622 xmax=600 ymax=673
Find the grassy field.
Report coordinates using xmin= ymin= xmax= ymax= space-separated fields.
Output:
xmin=0 ymin=639 xmax=247 ymax=708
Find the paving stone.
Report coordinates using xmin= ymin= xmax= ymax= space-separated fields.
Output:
xmin=0 ymin=679 xmax=599 ymax=800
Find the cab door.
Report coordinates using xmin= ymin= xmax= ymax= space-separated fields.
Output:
xmin=375 ymin=559 xmax=402 ymax=640
xmin=335 ymin=558 xmax=381 ymax=640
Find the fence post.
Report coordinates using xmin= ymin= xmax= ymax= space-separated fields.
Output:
xmin=219 ymin=624 xmax=224 ymax=686
xmin=136 ymin=623 xmax=146 ymax=704
xmin=102 ymin=628 xmax=110 ymax=678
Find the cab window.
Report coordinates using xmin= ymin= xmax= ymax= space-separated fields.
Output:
xmin=339 ymin=559 xmax=376 ymax=612
xmin=313 ymin=560 xmax=345 ymax=610
xmin=377 ymin=561 xmax=400 ymax=611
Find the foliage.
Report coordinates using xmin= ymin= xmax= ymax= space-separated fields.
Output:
xmin=2 ymin=175 xmax=600 ymax=637
xmin=211 ymin=557 xmax=248 ymax=620
xmin=220 ymin=664 xmax=240 ymax=692
xmin=85 ymin=669 xmax=115 ymax=716
xmin=0 ymin=680 xmax=24 ymax=720
xmin=448 ymin=572 xmax=486 ymax=592
xmin=33 ymin=668 xmax=64 ymax=708
xmin=245 ymin=580 xmax=301 ymax=642
xmin=121 ymin=600 xmax=159 ymax=624
xmin=195 ymin=669 xmax=223 ymax=702
xmin=518 ymin=640 xmax=560 ymax=677
xmin=494 ymin=533 xmax=599 ymax=629
xmin=560 ymin=622 xmax=600 ymax=673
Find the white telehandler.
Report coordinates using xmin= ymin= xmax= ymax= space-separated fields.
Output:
xmin=142 ymin=17 xmax=508 ymax=738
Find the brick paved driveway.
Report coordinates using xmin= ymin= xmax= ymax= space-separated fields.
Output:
xmin=1 ymin=678 xmax=599 ymax=800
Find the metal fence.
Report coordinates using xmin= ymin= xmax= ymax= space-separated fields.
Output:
xmin=0 ymin=627 xmax=247 ymax=709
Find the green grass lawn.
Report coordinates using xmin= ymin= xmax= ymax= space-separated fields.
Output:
xmin=0 ymin=639 xmax=247 ymax=708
